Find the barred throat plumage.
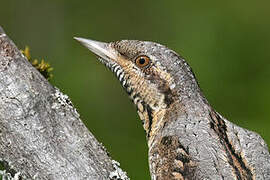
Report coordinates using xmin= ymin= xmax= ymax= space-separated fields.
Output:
xmin=100 ymin=56 xmax=166 ymax=141
xmin=92 ymin=46 xmax=179 ymax=144
xmin=102 ymin=59 xmax=128 ymax=88
xmin=73 ymin=38 xmax=200 ymax=144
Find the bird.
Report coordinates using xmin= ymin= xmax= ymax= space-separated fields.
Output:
xmin=74 ymin=38 xmax=270 ymax=180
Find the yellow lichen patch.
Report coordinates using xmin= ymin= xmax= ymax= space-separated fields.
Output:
xmin=21 ymin=46 xmax=31 ymax=60
xmin=21 ymin=46 xmax=53 ymax=80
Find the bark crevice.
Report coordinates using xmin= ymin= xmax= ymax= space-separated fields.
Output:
xmin=0 ymin=26 xmax=129 ymax=180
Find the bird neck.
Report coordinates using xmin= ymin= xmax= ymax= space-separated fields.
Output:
xmin=132 ymin=55 xmax=210 ymax=147
xmin=140 ymin=65 xmax=210 ymax=147
xmin=144 ymin=92 xmax=209 ymax=148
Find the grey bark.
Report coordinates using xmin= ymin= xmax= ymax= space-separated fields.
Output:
xmin=0 ymin=27 xmax=129 ymax=180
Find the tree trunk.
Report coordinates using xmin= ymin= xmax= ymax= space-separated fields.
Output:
xmin=0 ymin=26 xmax=129 ymax=180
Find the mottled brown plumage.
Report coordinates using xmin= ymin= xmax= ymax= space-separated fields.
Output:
xmin=75 ymin=38 xmax=270 ymax=180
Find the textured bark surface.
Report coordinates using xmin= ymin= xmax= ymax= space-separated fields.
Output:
xmin=0 ymin=26 xmax=129 ymax=180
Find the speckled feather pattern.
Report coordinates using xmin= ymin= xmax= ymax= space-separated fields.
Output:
xmin=82 ymin=39 xmax=270 ymax=180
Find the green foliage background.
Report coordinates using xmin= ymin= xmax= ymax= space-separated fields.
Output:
xmin=1 ymin=1 xmax=269 ymax=179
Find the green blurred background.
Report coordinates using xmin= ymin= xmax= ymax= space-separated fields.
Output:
xmin=1 ymin=0 xmax=270 ymax=179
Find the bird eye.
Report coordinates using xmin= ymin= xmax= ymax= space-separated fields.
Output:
xmin=135 ymin=55 xmax=150 ymax=68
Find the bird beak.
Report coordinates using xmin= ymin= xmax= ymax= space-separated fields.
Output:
xmin=74 ymin=37 xmax=118 ymax=62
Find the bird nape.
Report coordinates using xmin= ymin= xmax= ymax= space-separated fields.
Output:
xmin=75 ymin=37 xmax=270 ymax=180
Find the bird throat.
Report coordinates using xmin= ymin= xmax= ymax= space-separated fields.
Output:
xmin=136 ymin=101 xmax=168 ymax=145
xmin=124 ymin=73 xmax=171 ymax=146
xmin=105 ymin=56 xmax=174 ymax=146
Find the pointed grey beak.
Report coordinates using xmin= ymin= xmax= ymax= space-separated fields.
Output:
xmin=74 ymin=37 xmax=117 ymax=61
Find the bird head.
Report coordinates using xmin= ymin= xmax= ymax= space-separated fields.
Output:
xmin=75 ymin=38 xmax=202 ymax=142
